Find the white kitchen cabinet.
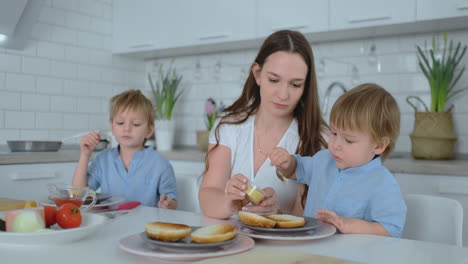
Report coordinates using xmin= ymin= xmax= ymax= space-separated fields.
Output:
xmin=113 ymin=0 xmax=255 ymax=54
xmin=395 ymin=173 xmax=468 ymax=247
xmin=329 ymin=0 xmax=416 ymax=30
xmin=417 ymin=0 xmax=468 ymax=21
xmin=256 ymin=0 xmax=328 ymax=38
xmin=0 ymin=162 xmax=77 ymax=201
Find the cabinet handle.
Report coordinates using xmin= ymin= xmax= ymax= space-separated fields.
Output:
xmin=457 ymin=4 xmax=468 ymax=10
xmin=129 ymin=42 xmax=154 ymax=49
xmin=348 ymin=15 xmax=391 ymax=24
xmin=271 ymin=24 xmax=308 ymax=31
xmin=10 ymin=171 xmax=58 ymax=181
xmin=198 ymin=34 xmax=229 ymax=40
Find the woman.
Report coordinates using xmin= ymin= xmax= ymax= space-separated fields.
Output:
xmin=199 ymin=30 xmax=328 ymax=219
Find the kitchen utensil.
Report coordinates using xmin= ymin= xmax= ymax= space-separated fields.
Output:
xmin=96 ymin=201 xmax=141 ymax=212
xmin=47 ymin=184 xmax=97 ymax=213
xmin=94 ymin=139 xmax=109 ymax=152
xmin=275 ymin=168 xmax=287 ymax=182
xmin=7 ymin=141 xmax=62 ymax=152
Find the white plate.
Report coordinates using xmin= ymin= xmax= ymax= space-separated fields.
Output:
xmin=0 ymin=213 xmax=107 ymax=245
xmin=119 ymin=233 xmax=255 ymax=261
xmin=241 ymin=217 xmax=320 ymax=233
xmin=39 ymin=196 xmax=126 ymax=209
xmin=239 ymin=222 xmax=336 ymax=241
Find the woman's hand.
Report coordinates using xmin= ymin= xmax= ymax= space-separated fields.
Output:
xmin=80 ymin=132 xmax=101 ymax=157
xmin=243 ymin=187 xmax=279 ymax=214
xmin=315 ymin=209 xmax=347 ymax=233
xmin=224 ymin=173 xmax=248 ymax=200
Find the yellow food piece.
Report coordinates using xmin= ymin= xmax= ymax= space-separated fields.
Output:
xmin=245 ymin=185 xmax=264 ymax=204
xmin=23 ymin=201 xmax=37 ymax=208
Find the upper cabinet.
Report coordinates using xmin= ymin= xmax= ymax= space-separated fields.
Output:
xmin=113 ymin=0 xmax=254 ymax=54
xmin=113 ymin=0 xmax=468 ymax=58
xmin=417 ymin=0 xmax=468 ymax=20
xmin=256 ymin=0 xmax=328 ymax=38
xmin=329 ymin=0 xmax=416 ymax=30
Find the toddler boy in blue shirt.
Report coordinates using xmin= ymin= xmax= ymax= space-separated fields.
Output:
xmin=270 ymin=83 xmax=406 ymax=237
xmin=72 ymin=90 xmax=177 ymax=209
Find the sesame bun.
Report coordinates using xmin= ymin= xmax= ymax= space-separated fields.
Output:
xmin=267 ymin=214 xmax=305 ymax=228
xmin=238 ymin=211 xmax=276 ymax=228
xmin=145 ymin=222 xmax=191 ymax=242
xmin=190 ymin=224 xmax=237 ymax=243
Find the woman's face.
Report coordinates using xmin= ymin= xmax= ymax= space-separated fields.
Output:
xmin=253 ymin=51 xmax=307 ymax=118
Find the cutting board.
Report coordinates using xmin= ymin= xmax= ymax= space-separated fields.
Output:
xmin=196 ymin=247 xmax=363 ymax=264
xmin=0 ymin=198 xmax=26 ymax=211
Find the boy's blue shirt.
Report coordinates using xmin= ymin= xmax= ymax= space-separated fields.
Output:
xmin=87 ymin=146 xmax=177 ymax=207
xmin=294 ymin=149 xmax=407 ymax=238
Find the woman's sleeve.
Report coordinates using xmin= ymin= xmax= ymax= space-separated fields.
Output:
xmin=208 ymin=118 xmax=235 ymax=149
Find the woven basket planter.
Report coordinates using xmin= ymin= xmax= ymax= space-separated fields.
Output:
xmin=407 ymin=96 xmax=456 ymax=160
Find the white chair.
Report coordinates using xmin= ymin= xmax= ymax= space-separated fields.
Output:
xmin=403 ymin=194 xmax=463 ymax=247
xmin=175 ymin=174 xmax=201 ymax=213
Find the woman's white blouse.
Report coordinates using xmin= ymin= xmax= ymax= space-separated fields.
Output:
xmin=209 ymin=115 xmax=300 ymax=213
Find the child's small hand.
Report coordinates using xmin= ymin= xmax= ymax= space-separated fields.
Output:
xmin=269 ymin=147 xmax=294 ymax=177
xmin=80 ymin=132 xmax=101 ymax=157
xmin=315 ymin=209 xmax=347 ymax=233
xmin=158 ymin=194 xmax=177 ymax=209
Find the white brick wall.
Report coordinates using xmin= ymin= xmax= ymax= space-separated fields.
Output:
xmin=146 ymin=30 xmax=468 ymax=154
xmin=0 ymin=0 xmax=145 ymax=143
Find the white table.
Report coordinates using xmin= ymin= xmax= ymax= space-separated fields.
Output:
xmin=1 ymin=206 xmax=468 ymax=264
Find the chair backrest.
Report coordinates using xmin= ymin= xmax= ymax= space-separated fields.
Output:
xmin=403 ymin=194 xmax=463 ymax=247
xmin=175 ymin=174 xmax=201 ymax=213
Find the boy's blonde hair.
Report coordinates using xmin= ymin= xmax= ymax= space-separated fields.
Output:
xmin=329 ymin=83 xmax=400 ymax=160
xmin=110 ymin=89 xmax=154 ymax=128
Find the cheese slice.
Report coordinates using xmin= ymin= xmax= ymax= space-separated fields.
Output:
xmin=0 ymin=198 xmax=26 ymax=211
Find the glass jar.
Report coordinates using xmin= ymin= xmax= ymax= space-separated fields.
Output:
xmin=244 ymin=182 xmax=265 ymax=204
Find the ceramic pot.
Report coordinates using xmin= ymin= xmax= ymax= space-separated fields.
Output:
xmin=155 ymin=119 xmax=175 ymax=151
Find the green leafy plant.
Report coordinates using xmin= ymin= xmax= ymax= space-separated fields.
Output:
xmin=417 ymin=32 xmax=467 ymax=112
xmin=148 ymin=61 xmax=183 ymax=120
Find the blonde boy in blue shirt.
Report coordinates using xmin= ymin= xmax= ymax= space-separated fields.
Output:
xmin=270 ymin=83 xmax=406 ymax=237
xmin=72 ymin=90 xmax=177 ymax=209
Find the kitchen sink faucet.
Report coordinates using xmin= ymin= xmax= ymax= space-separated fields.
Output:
xmin=322 ymin=81 xmax=347 ymax=115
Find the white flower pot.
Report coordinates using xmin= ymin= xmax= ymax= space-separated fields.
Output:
xmin=155 ymin=119 xmax=175 ymax=151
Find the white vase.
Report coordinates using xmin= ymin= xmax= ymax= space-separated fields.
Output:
xmin=155 ymin=119 xmax=175 ymax=151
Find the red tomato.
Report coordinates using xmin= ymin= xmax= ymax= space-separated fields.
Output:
xmin=44 ymin=205 xmax=57 ymax=227
xmin=56 ymin=203 xmax=82 ymax=229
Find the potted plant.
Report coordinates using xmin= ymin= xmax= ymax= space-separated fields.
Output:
xmin=148 ymin=60 xmax=183 ymax=151
xmin=408 ymin=32 xmax=467 ymax=159
xmin=197 ymin=98 xmax=224 ymax=152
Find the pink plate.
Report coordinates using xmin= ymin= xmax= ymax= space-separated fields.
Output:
xmin=119 ymin=233 xmax=255 ymax=261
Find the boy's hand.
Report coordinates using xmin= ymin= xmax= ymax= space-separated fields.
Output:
xmin=80 ymin=132 xmax=101 ymax=157
xmin=269 ymin=147 xmax=295 ymax=178
xmin=242 ymin=187 xmax=279 ymax=215
xmin=158 ymin=194 xmax=177 ymax=209
xmin=315 ymin=209 xmax=347 ymax=233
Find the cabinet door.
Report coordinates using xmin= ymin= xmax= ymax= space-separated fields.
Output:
xmin=256 ymin=0 xmax=328 ymax=38
xmin=186 ymin=0 xmax=255 ymax=45
xmin=329 ymin=0 xmax=416 ymax=30
xmin=0 ymin=162 xmax=77 ymax=201
xmin=417 ymin=0 xmax=468 ymax=20
xmin=113 ymin=0 xmax=196 ymax=53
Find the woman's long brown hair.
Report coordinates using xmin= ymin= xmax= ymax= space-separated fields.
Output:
xmin=205 ymin=30 xmax=328 ymax=208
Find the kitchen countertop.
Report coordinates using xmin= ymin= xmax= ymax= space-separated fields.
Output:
xmin=0 ymin=145 xmax=467 ymax=176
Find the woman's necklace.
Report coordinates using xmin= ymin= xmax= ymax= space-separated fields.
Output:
xmin=255 ymin=129 xmax=270 ymax=157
